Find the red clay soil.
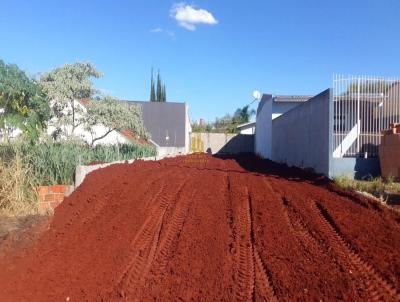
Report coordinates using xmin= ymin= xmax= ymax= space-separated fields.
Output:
xmin=0 ymin=154 xmax=399 ymax=301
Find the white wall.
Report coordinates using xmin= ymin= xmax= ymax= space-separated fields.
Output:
xmin=239 ymin=126 xmax=255 ymax=135
xmin=271 ymin=90 xmax=331 ymax=175
xmin=255 ymin=95 xmax=273 ymax=158
xmin=185 ymin=103 xmax=191 ymax=154
xmin=255 ymin=95 xmax=304 ymax=159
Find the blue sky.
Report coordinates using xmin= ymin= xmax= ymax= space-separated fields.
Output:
xmin=1 ymin=0 xmax=399 ymax=122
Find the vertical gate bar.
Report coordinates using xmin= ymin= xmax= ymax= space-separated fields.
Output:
xmin=357 ymin=77 xmax=360 ymax=156
xmin=371 ymin=76 xmax=373 ymax=156
xmin=333 ymin=74 xmax=335 ymax=155
xmin=374 ymin=77 xmax=377 ymax=155
xmin=354 ymin=76 xmax=357 ymax=156
xmin=334 ymin=74 xmax=336 ymax=155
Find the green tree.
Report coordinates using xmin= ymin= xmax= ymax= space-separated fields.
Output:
xmin=162 ymin=84 xmax=167 ymax=102
xmin=156 ymin=70 xmax=162 ymax=102
xmin=233 ymin=105 xmax=256 ymax=124
xmin=347 ymin=80 xmax=391 ymax=94
xmin=85 ymin=96 xmax=148 ymax=146
xmin=150 ymin=69 xmax=167 ymax=102
xmin=0 ymin=59 xmax=51 ymax=141
xmin=150 ymin=68 xmax=156 ymax=102
xmin=40 ymin=62 xmax=102 ymax=138
xmin=191 ymin=105 xmax=256 ymax=134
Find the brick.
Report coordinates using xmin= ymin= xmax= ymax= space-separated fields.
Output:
xmin=37 ymin=194 xmax=45 ymax=203
xmin=51 ymin=185 xmax=66 ymax=194
xmin=50 ymin=201 xmax=60 ymax=209
xmin=44 ymin=194 xmax=54 ymax=202
xmin=38 ymin=202 xmax=51 ymax=213
xmin=54 ymin=194 xmax=65 ymax=202
xmin=37 ymin=186 xmax=49 ymax=195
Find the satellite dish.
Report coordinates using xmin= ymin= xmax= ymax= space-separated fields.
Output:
xmin=252 ymin=90 xmax=261 ymax=100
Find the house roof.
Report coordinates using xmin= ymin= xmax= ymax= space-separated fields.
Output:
xmin=273 ymin=95 xmax=313 ymax=103
xmin=123 ymin=101 xmax=187 ymax=147
xmin=236 ymin=122 xmax=256 ymax=129
xmin=257 ymin=94 xmax=313 ymax=116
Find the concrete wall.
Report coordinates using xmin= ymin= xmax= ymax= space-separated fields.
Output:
xmin=157 ymin=146 xmax=187 ymax=157
xmin=271 ymin=89 xmax=331 ymax=175
xmin=255 ymin=95 xmax=273 ymax=158
xmin=272 ymin=102 xmax=302 ymax=120
xmin=190 ymin=132 xmax=254 ymax=154
xmin=255 ymin=95 xmax=303 ymax=159
xmin=329 ymin=157 xmax=380 ymax=179
xmin=185 ymin=104 xmax=191 ymax=154
xmin=75 ymin=155 xmax=166 ymax=188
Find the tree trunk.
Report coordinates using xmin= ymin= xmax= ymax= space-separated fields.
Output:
xmin=90 ymin=129 xmax=115 ymax=146
xmin=71 ymin=100 xmax=75 ymax=135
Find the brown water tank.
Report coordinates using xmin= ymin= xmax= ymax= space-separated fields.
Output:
xmin=379 ymin=123 xmax=400 ymax=178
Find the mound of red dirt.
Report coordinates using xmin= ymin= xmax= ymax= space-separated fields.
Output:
xmin=0 ymin=154 xmax=399 ymax=301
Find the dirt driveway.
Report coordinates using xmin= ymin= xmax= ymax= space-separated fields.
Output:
xmin=0 ymin=154 xmax=399 ymax=301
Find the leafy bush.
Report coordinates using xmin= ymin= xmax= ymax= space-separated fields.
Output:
xmin=0 ymin=140 xmax=156 ymax=186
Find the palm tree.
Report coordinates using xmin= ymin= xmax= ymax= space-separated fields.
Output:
xmin=233 ymin=105 xmax=255 ymax=123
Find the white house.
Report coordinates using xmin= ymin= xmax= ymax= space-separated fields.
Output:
xmin=46 ymin=99 xmax=133 ymax=145
xmin=236 ymin=122 xmax=256 ymax=135
xmin=1 ymin=98 xmax=192 ymax=157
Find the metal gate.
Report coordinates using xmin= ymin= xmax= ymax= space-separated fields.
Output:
xmin=332 ymin=75 xmax=400 ymax=158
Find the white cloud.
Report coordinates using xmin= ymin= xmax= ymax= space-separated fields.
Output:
xmin=150 ymin=27 xmax=163 ymax=33
xmin=170 ymin=3 xmax=218 ymax=31
xmin=150 ymin=28 xmax=176 ymax=38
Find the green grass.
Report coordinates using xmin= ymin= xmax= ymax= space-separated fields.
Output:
xmin=0 ymin=140 xmax=156 ymax=186
xmin=334 ymin=176 xmax=400 ymax=202
xmin=0 ymin=140 xmax=156 ymax=215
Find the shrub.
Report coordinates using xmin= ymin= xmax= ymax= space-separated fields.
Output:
xmin=0 ymin=140 xmax=156 ymax=214
xmin=0 ymin=153 xmax=38 ymax=215
xmin=333 ymin=176 xmax=400 ymax=200
xmin=0 ymin=140 xmax=156 ymax=186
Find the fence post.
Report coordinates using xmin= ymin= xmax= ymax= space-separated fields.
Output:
xmin=357 ymin=77 xmax=361 ymax=155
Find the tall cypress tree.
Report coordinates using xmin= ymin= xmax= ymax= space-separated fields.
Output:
xmin=150 ymin=68 xmax=156 ymax=102
xmin=162 ymin=84 xmax=166 ymax=102
xmin=156 ymin=70 xmax=162 ymax=102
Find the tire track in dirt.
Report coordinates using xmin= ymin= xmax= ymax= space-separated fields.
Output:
xmin=279 ymin=194 xmax=371 ymax=300
xmin=253 ymin=246 xmax=277 ymax=302
xmin=233 ymin=186 xmax=255 ymax=302
xmin=144 ymin=184 xmax=197 ymax=283
xmin=140 ymin=166 xmax=235 ymax=301
xmin=78 ymin=163 xmax=169 ymax=227
xmin=229 ymin=173 xmax=277 ymax=302
xmin=269 ymin=178 xmax=389 ymax=300
xmin=2 ymin=154 xmax=400 ymax=301
xmin=112 ymin=176 xmax=189 ymax=300
xmin=135 ymin=177 xmax=199 ymax=301
xmin=314 ymin=202 xmax=400 ymax=302
xmin=265 ymin=175 xmax=400 ymax=299
xmin=280 ymin=197 xmax=318 ymax=251
xmin=257 ymin=177 xmax=362 ymax=300
xmin=270 ymin=175 xmax=400 ymax=287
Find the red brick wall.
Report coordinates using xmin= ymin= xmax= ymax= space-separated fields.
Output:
xmin=37 ymin=185 xmax=70 ymax=213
